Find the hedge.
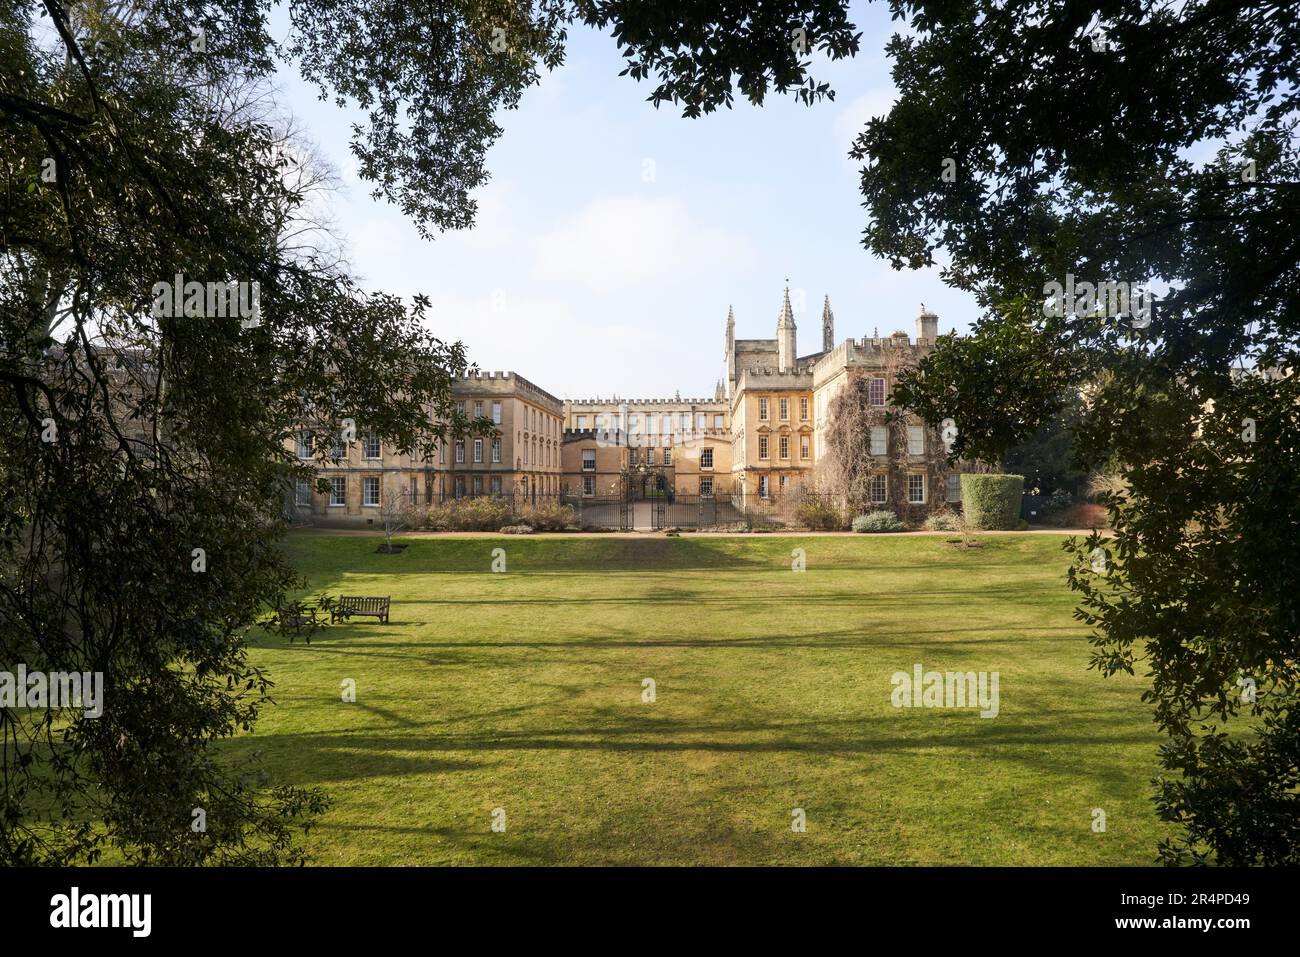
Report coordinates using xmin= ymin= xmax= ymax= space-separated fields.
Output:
xmin=960 ymin=474 xmax=1024 ymax=530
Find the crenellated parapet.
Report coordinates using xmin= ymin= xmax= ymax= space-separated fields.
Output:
xmin=457 ymin=370 xmax=563 ymax=411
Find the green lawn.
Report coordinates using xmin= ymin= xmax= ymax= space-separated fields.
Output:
xmin=234 ymin=531 xmax=1171 ymax=865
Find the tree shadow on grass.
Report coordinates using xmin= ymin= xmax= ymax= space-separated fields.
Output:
xmin=237 ymin=708 xmax=1157 ymax=792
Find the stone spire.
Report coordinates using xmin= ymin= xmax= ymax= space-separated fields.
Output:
xmin=822 ymin=295 xmax=834 ymax=352
xmin=723 ymin=305 xmax=736 ymax=401
xmin=777 ymin=287 xmax=797 ymax=373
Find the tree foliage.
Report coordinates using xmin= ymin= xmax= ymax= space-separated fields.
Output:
xmin=1 ymin=0 xmax=867 ymax=864
xmin=857 ymin=1 xmax=1300 ymax=863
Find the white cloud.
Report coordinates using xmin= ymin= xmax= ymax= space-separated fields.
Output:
xmin=349 ymin=217 xmax=406 ymax=261
xmin=419 ymin=292 xmax=666 ymax=397
xmin=447 ymin=181 xmax=515 ymax=250
xmin=531 ymin=195 xmax=748 ymax=293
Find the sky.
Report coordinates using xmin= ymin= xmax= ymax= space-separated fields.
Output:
xmin=274 ymin=2 xmax=978 ymax=400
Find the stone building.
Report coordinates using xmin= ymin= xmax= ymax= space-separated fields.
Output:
xmin=288 ymin=290 xmax=961 ymax=524
xmin=561 ymin=396 xmax=733 ymax=498
xmin=288 ymin=370 xmax=563 ymax=523
xmin=724 ymin=290 xmax=958 ymax=509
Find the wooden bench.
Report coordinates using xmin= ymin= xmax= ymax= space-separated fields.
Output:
xmin=332 ymin=595 xmax=391 ymax=624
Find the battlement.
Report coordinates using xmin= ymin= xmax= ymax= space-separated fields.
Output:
xmin=566 ymin=396 xmax=724 ymax=407
xmin=456 ymin=370 xmax=563 ymax=410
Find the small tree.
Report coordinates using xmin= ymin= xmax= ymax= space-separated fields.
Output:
xmin=378 ymin=488 xmax=414 ymax=553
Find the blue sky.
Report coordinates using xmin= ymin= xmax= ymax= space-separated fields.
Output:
xmin=276 ymin=2 xmax=978 ymax=399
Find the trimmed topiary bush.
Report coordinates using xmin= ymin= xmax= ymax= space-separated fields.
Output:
xmin=852 ymin=510 xmax=905 ymax=533
xmin=960 ymin=474 xmax=1025 ymax=530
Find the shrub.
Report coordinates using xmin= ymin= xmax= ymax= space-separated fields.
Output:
xmin=1045 ymin=488 xmax=1073 ymax=512
xmin=500 ymin=524 xmax=534 ymax=534
xmin=425 ymin=497 xmax=513 ymax=531
xmin=852 ymin=510 xmax=905 ymax=533
xmin=795 ymin=498 xmax=844 ymax=530
xmin=960 ymin=474 xmax=1024 ymax=530
xmin=740 ymin=507 xmax=782 ymax=531
xmin=517 ymin=501 xmax=576 ymax=531
xmin=923 ymin=510 xmax=961 ymax=531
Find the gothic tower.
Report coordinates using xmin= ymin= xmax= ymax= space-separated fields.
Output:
xmin=724 ymin=304 xmax=736 ymax=399
xmin=822 ymin=295 xmax=834 ymax=352
xmin=777 ymin=287 xmax=797 ymax=373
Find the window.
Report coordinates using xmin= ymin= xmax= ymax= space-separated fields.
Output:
xmin=800 ymin=435 xmax=810 ymax=460
xmin=759 ymin=475 xmax=769 ymax=499
xmin=868 ymin=378 xmax=886 ymax=406
xmin=491 ymin=476 xmax=503 ymax=495
xmin=701 ymin=448 xmax=714 ymax=469
xmin=663 ymin=447 xmax=672 ymax=467
xmin=696 ymin=413 xmax=706 ymax=430
xmin=582 ymin=450 xmax=595 ymax=471
xmin=759 ymin=435 xmax=769 ymax=460
xmin=759 ymin=398 xmax=769 ymax=421
xmin=474 ymin=400 xmax=484 ymax=418
xmin=330 ymin=434 xmax=345 ymax=459
xmin=629 ymin=448 xmax=638 ymax=466
xmin=492 ymin=438 xmax=501 ymax=463
xmin=455 ymin=441 xmax=464 ymax=464
xmin=870 ymin=474 xmax=887 ymax=504
xmin=492 ymin=401 xmax=502 ymax=424
xmin=582 ymin=475 xmax=596 ymax=496
xmin=577 ymin=415 xmax=587 ymax=429
xmin=295 ymin=479 xmax=312 ymax=506
xmin=779 ymin=434 xmax=790 ymax=459
xmin=363 ymin=477 xmax=380 ymax=506
xmin=363 ymin=431 xmax=381 ymax=459
xmin=907 ymin=425 xmax=924 ymax=456
xmin=908 ymin=473 xmax=926 ymax=504
xmin=628 ymin=414 xmax=638 ymax=431
xmin=456 ymin=400 xmax=465 ymax=414
xmin=329 ymin=477 xmax=346 ymax=506
xmin=779 ymin=398 xmax=788 ymax=420
xmin=473 ymin=438 xmax=483 ymax=463
xmin=800 ymin=397 xmax=809 ymax=420
xmin=946 ymin=473 xmax=962 ymax=503
xmin=780 ymin=475 xmax=789 ymax=491
xmin=295 ymin=432 xmax=312 ymax=459
xmin=680 ymin=413 xmax=690 ymax=430
xmin=473 ymin=476 xmax=483 ymax=495
xmin=700 ymin=477 xmax=713 ymax=497
xmin=646 ymin=414 xmax=656 ymax=434
xmin=645 ymin=448 xmax=655 ymax=466
xmin=455 ymin=477 xmax=465 ymax=498
xmin=870 ymin=426 xmax=887 ymax=456
xmin=714 ymin=414 xmax=724 ymax=429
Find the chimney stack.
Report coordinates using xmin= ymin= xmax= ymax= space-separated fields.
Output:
xmin=917 ymin=303 xmax=939 ymax=341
